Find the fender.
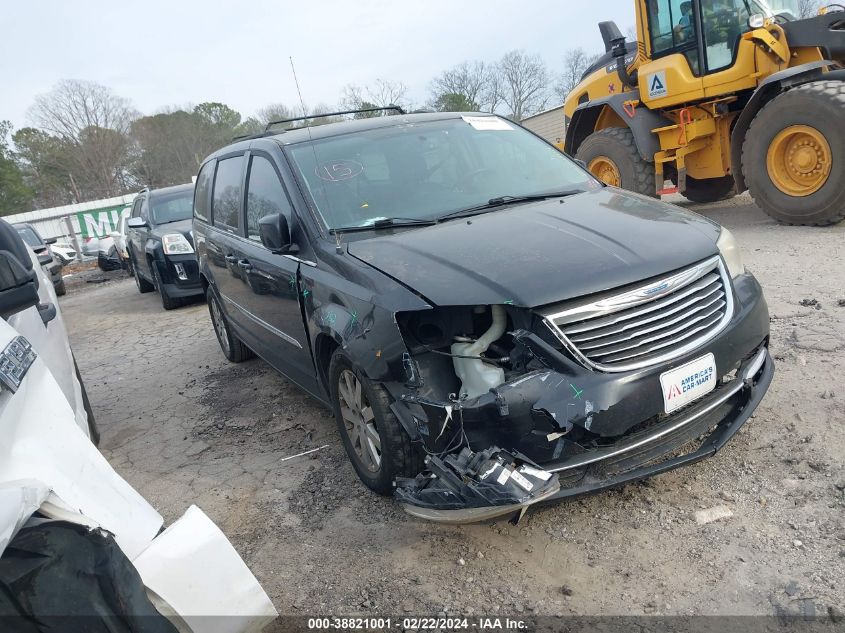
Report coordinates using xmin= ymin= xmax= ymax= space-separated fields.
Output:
xmin=730 ymin=62 xmax=845 ymax=192
xmin=309 ymin=300 xmax=410 ymax=385
xmin=782 ymin=12 xmax=845 ymax=61
xmin=140 ymin=239 xmax=163 ymax=279
xmin=564 ymin=90 xmax=673 ymax=161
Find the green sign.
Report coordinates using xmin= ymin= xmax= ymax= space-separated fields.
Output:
xmin=76 ymin=205 xmax=131 ymax=238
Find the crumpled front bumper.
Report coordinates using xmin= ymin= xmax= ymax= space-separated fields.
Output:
xmin=542 ymin=344 xmax=773 ymax=502
xmin=394 ymin=346 xmax=772 ymax=523
xmin=391 ymin=271 xmax=773 ymax=522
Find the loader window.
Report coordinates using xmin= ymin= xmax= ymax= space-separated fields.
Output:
xmin=703 ymin=0 xmax=761 ymax=71
xmin=647 ymin=0 xmax=701 ymax=74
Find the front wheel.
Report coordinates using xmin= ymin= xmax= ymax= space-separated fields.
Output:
xmin=131 ymin=252 xmax=154 ymax=294
xmin=743 ymin=81 xmax=845 ymax=226
xmin=329 ymin=349 xmax=423 ymax=494
xmin=152 ymin=264 xmax=181 ymax=311
xmin=575 ymin=127 xmax=656 ymax=197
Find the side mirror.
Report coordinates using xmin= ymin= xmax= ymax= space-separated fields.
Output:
xmin=127 ymin=217 xmax=147 ymax=229
xmin=258 ymin=214 xmax=295 ymax=253
xmin=44 ymin=237 xmax=58 ymax=245
xmin=0 ymin=251 xmax=39 ymax=319
xmin=0 ymin=219 xmax=40 ymax=318
xmin=748 ymin=13 xmax=766 ymax=28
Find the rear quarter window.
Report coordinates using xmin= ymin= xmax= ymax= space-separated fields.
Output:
xmin=212 ymin=156 xmax=245 ymax=231
xmin=193 ymin=160 xmax=215 ymax=222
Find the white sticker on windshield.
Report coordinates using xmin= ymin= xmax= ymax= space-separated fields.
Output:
xmin=461 ymin=115 xmax=513 ymax=131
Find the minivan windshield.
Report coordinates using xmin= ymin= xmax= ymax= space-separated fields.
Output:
xmin=286 ymin=117 xmax=600 ymax=230
xmin=151 ymin=190 xmax=193 ymax=224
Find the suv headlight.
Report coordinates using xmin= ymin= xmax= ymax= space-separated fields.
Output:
xmin=162 ymin=233 xmax=194 ymax=255
xmin=716 ymin=227 xmax=744 ymax=278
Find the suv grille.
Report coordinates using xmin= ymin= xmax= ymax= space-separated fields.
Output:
xmin=541 ymin=256 xmax=733 ymax=372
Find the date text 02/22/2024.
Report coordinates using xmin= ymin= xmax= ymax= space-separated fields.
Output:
xmin=306 ymin=616 xmax=529 ymax=630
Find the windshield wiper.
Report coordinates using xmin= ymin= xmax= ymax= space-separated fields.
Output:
xmin=155 ymin=218 xmax=190 ymax=225
xmin=436 ymin=190 xmax=583 ymax=222
xmin=329 ymin=217 xmax=438 ymax=234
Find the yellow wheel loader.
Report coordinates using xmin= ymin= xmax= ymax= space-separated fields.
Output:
xmin=563 ymin=0 xmax=845 ymax=225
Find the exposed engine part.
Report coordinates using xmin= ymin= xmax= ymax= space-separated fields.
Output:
xmin=452 ymin=305 xmax=507 ymax=398
xmin=394 ymin=446 xmax=560 ymax=524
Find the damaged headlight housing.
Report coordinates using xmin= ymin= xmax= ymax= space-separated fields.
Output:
xmin=716 ymin=227 xmax=744 ymax=278
xmin=162 ymin=233 xmax=194 ymax=255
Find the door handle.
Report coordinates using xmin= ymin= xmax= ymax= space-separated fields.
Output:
xmin=237 ymin=259 xmax=253 ymax=272
xmin=224 ymin=255 xmax=238 ymax=263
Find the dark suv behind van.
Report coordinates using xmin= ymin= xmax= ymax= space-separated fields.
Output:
xmin=126 ymin=183 xmax=203 ymax=309
xmin=193 ymin=111 xmax=772 ymax=522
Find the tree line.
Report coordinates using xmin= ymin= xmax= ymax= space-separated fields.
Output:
xmin=1 ymin=47 xmax=605 ymax=215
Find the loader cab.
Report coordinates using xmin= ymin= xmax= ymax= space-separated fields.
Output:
xmin=642 ymin=0 xmax=774 ymax=76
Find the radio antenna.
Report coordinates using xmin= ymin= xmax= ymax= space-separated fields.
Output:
xmin=289 ymin=56 xmax=308 ymax=119
xmin=289 ymin=57 xmax=340 ymax=252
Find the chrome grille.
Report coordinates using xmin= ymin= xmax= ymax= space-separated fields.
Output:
xmin=541 ymin=256 xmax=733 ymax=372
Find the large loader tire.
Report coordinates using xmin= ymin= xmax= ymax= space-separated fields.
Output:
xmin=743 ymin=80 xmax=845 ymax=226
xmin=683 ymin=175 xmax=736 ymax=204
xmin=575 ymin=127 xmax=656 ymax=197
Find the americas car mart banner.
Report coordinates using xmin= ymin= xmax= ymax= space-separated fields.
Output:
xmin=75 ymin=204 xmax=131 ymax=238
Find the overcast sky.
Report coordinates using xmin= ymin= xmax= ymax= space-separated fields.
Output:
xmin=1 ymin=0 xmax=635 ymax=130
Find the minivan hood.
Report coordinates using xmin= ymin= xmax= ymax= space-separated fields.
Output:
xmin=348 ymin=188 xmax=721 ymax=308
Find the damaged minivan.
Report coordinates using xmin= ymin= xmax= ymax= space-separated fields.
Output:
xmin=194 ymin=110 xmax=773 ymax=522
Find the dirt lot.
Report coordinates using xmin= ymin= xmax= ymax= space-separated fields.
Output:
xmin=61 ymin=194 xmax=844 ymax=621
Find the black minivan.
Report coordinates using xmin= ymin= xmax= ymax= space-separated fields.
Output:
xmin=193 ymin=111 xmax=773 ymax=522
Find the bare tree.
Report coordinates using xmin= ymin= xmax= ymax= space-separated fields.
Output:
xmin=429 ymin=61 xmax=492 ymax=111
xmin=339 ymin=79 xmax=409 ymax=113
xmin=483 ymin=70 xmax=505 ymax=114
xmin=495 ymin=50 xmax=550 ymax=121
xmin=256 ymin=103 xmax=296 ymax=125
xmin=554 ymin=48 xmax=602 ymax=103
xmin=29 ymin=80 xmax=136 ymax=141
xmin=795 ymin=0 xmax=822 ymax=17
xmin=27 ymin=80 xmax=138 ymax=198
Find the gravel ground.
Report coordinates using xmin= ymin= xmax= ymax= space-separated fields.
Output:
xmin=60 ymin=193 xmax=844 ymax=621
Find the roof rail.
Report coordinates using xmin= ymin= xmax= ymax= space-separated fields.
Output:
xmin=230 ymin=105 xmax=406 ymax=142
xmin=264 ymin=105 xmax=406 ymax=132
xmin=230 ymin=130 xmax=280 ymax=142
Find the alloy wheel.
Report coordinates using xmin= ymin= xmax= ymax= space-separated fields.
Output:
xmin=209 ymin=297 xmax=231 ymax=356
xmin=337 ymin=369 xmax=381 ymax=472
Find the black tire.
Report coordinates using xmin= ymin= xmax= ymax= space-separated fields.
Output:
xmin=683 ymin=175 xmax=736 ymax=204
xmin=207 ymin=290 xmax=254 ymax=362
xmin=152 ymin=264 xmax=181 ymax=310
xmin=131 ymin=251 xmax=154 ymax=293
xmin=743 ymin=80 xmax=845 ymax=226
xmin=575 ymin=127 xmax=656 ymax=197
xmin=328 ymin=349 xmax=423 ymax=494
xmin=54 ymin=278 xmax=66 ymax=297
xmin=73 ymin=355 xmax=99 ymax=447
